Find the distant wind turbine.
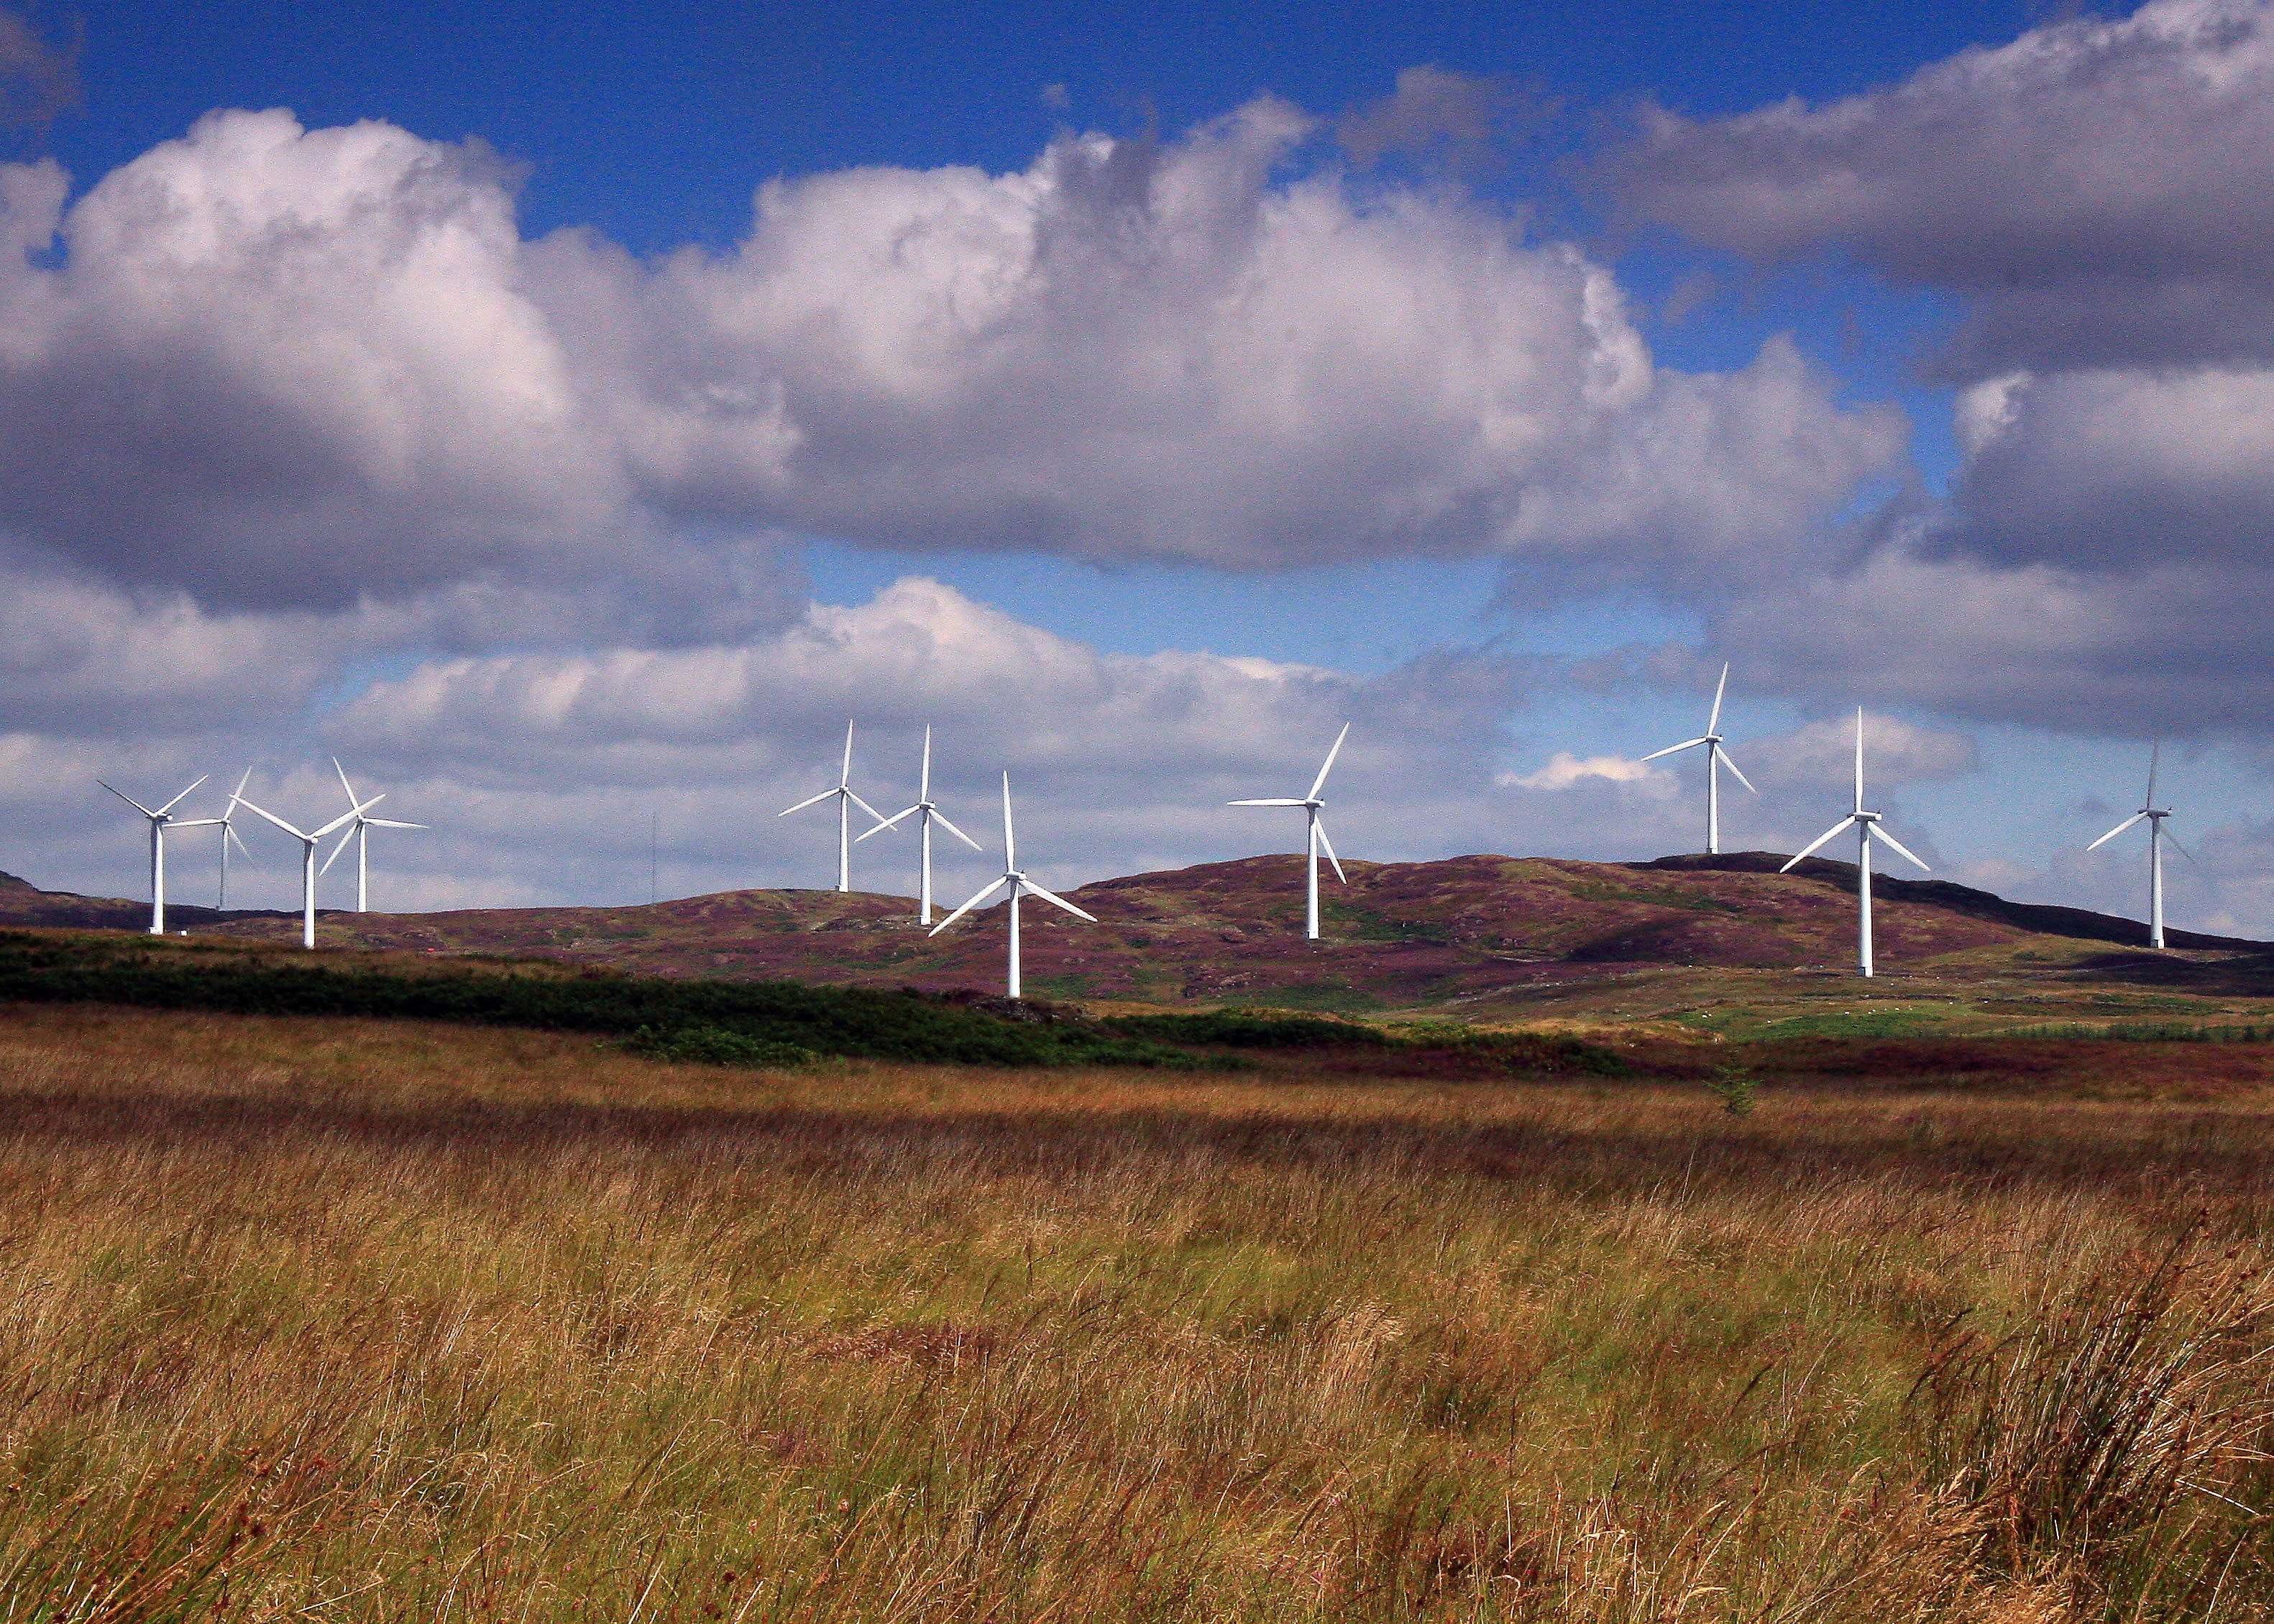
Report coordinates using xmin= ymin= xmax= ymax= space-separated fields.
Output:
xmin=1779 ymin=709 xmax=1931 ymax=978
xmin=98 ymin=775 xmax=222 ymax=935
xmin=215 ymin=768 xmax=254 ymax=909
xmin=321 ymin=759 xmax=428 ymax=912
xmin=229 ymin=786 xmax=384 ymax=949
xmin=779 ymin=720 xmax=885 ymax=893
xmin=1641 ymin=663 xmax=1756 ymax=855
xmin=929 ymin=773 xmax=1095 ymax=999
xmin=857 ymin=725 xmax=983 ymax=925
xmin=2087 ymin=740 xmax=2192 ymax=950
xmin=1229 ymin=722 xmax=1349 ymax=942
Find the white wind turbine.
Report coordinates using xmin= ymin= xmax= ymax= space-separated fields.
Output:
xmin=1229 ymin=722 xmax=1349 ymax=941
xmin=856 ymin=726 xmax=983 ymax=924
xmin=2087 ymin=740 xmax=2191 ymax=950
xmin=321 ymin=759 xmax=428 ymax=912
xmin=929 ymin=773 xmax=1095 ymax=999
xmin=98 ymin=775 xmax=223 ymax=935
xmin=1641 ymin=663 xmax=1757 ymax=854
xmin=214 ymin=768 xmax=255 ymax=909
xmin=1779 ymin=708 xmax=1932 ymax=978
xmin=779 ymin=720 xmax=885 ymax=893
xmin=229 ymin=784 xmax=385 ymax=949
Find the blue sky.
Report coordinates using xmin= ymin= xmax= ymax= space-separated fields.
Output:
xmin=4 ymin=0 xmax=2273 ymax=936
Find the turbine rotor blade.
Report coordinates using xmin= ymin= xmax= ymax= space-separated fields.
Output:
xmin=1868 ymin=825 xmax=1932 ymax=871
xmin=928 ymin=875 xmax=1009 ymax=935
xmin=1000 ymin=773 xmax=1015 ymax=872
xmin=1022 ymin=881 xmax=1097 ymax=922
xmin=1640 ymin=738 xmax=1707 ymax=763
xmin=1717 ymin=749 xmax=1759 ymax=794
xmin=1781 ymin=817 xmax=1857 ymax=871
xmin=365 ymin=819 xmax=426 ymax=830
xmin=1316 ymin=820 xmax=1348 ymax=884
xmin=1228 ymin=797 xmax=1308 ymax=807
xmin=231 ymin=797 xmax=311 ymax=842
xmin=311 ymin=794 xmax=383 ymax=840
xmin=1853 ymin=707 xmax=1866 ymax=815
xmin=318 ymin=826 xmax=357 ymax=876
xmin=856 ymin=805 xmax=920 ymax=842
xmin=1308 ymin=722 xmax=1351 ymax=801
xmin=166 ymin=817 xmax=224 ymax=830
xmin=98 ymin=782 xmax=158 ymax=819
xmin=839 ymin=719 xmax=855 ymax=786
xmin=2086 ymin=812 xmax=2147 ymax=851
xmin=778 ymin=789 xmax=835 ymax=817
xmin=228 ymin=826 xmax=255 ymax=860
xmin=1707 ymin=662 xmax=1729 ymax=735
xmin=930 ymin=811 xmax=984 ymax=851
xmin=2165 ymin=828 xmax=2200 ymax=865
xmin=844 ymin=790 xmax=887 ymax=824
xmin=333 ymin=757 xmax=359 ymax=806
xmin=155 ymin=774 xmax=208 ymax=816
xmin=2147 ymin=738 xmax=2160 ymax=808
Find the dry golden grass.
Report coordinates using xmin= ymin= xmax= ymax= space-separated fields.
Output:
xmin=3 ymin=1001 xmax=2274 ymax=1620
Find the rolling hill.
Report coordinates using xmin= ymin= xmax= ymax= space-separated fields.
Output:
xmin=6 ymin=853 xmax=2267 ymax=1021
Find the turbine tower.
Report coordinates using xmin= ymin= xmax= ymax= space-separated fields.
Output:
xmin=1641 ymin=663 xmax=1757 ymax=854
xmin=858 ymin=726 xmax=983 ymax=924
xmin=929 ymin=773 xmax=1095 ymax=999
xmin=99 ymin=776 xmax=222 ymax=935
xmin=778 ymin=720 xmax=885 ymax=893
xmin=1229 ymin=722 xmax=1350 ymax=941
xmin=321 ymin=759 xmax=428 ymax=912
xmin=1779 ymin=709 xmax=1931 ymax=978
xmin=2087 ymin=741 xmax=2191 ymax=950
xmin=215 ymin=768 xmax=254 ymax=909
xmin=229 ymin=786 xmax=384 ymax=949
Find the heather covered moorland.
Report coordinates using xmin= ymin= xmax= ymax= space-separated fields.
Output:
xmin=5 ymin=968 xmax=2274 ymax=1619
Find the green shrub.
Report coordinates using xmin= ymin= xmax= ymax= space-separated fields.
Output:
xmin=0 ymin=933 xmax=1202 ymax=1070
xmin=620 ymin=1025 xmax=820 ymax=1068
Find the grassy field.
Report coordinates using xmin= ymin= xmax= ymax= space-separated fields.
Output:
xmin=5 ymin=1002 xmax=2274 ymax=1620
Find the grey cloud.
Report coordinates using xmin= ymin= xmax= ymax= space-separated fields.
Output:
xmin=1337 ymin=65 xmax=1540 ymax=170
xmin=0 ymin=8 xmax=77 ymax=129
xmin=0 ymin=111 xmax=628 ymax=612
xmin=0 ymin=100 xmax=1902 ymax=628
xmin=1617 ymin=0 xmax=2274 ymax=375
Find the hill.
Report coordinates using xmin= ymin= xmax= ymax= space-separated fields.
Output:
xmin=7 ymin=853 xmax=2267 ymax=1024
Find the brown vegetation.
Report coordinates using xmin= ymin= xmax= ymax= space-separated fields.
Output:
xmin=4 ymin=1001 xmax=2274 ymax=1618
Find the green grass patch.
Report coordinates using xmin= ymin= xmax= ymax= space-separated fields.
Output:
xmin=1753 ymin=1009 xmax=1954 ymax=1040
xmin=2004 ymin=1022 xmax=2274 ymax=1042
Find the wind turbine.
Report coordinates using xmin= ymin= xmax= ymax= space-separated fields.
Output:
xmin=214 ymin=768 xmax=255 ymax=909
xmin=229 ymin=786 xmax=384 ymax=949
xmin=2087 ymin=741 xmax=2191 ymax=950
xmin=1229 ymin=722 xmax=1349 ymax=941
xmin=856 ymin=726 xmax=983 ymax=924
xmin=929 ymin=773 xmax=1095 ymax=999
xmin=1641 ymin=663 xmax=1757 ymax=854
xmin=1779 ymin=709 xmax=1931 ymax=978
xmin=321 ymin=759 xmax=428 ymax=912
xmin=98 ymin=775 xmax=222 ymax=935
xmin=778 ymin=720 xmax=885 ymax=893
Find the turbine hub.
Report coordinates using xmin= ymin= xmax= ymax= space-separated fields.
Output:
xmin=1856 ymin=812 xmax=1881 ymax=823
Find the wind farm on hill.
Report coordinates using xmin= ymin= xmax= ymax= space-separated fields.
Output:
xmin=58 ymin=662 xmax=2244 ymax=1030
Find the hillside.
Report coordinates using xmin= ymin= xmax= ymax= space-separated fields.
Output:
xmin=7 ymin=853 xmax=2265 ymax=1021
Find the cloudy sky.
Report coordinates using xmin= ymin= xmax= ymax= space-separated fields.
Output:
xmin=4 ymin=0 xmax=2273 ymax=935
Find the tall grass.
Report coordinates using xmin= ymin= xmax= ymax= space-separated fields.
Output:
xmin=1 ymin=1003 xmax=2273 ymax=1619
